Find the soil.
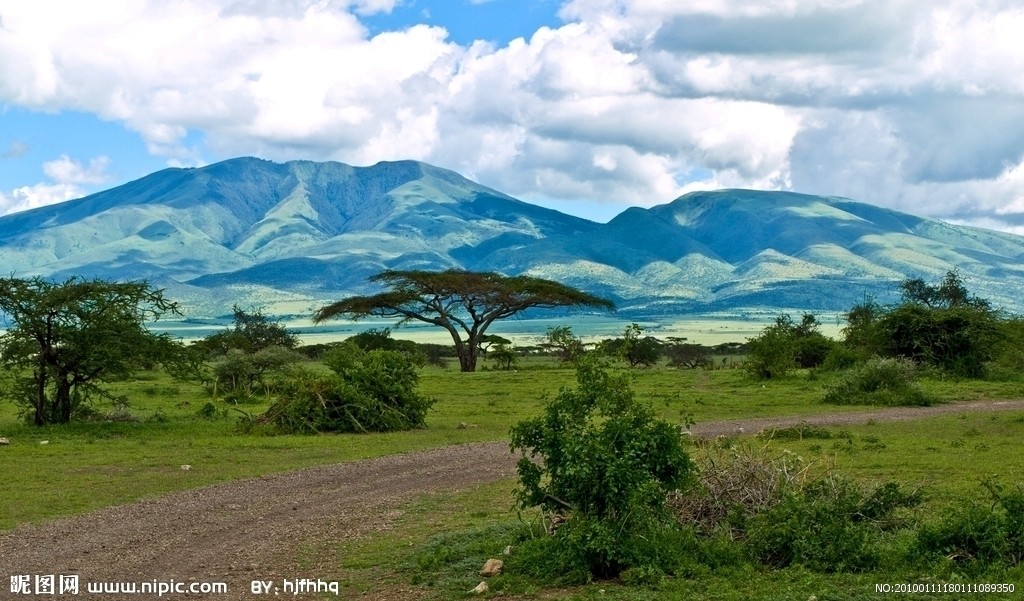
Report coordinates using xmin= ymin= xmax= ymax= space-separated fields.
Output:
xmin=2 ymin=398 xmax=1022 ymax=600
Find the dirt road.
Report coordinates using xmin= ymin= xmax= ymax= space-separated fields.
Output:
xmin=2 ymin=398 xmax=1022 ymax=600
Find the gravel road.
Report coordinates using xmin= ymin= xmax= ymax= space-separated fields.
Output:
xmin=2 ymin=398 xmax=1022 ymax=600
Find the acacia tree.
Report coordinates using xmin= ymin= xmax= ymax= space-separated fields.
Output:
xmin=0 ymin=276 xmax=195 ymax=425
xmin=313 ymin=270 xmax=614 ymax=372
xmin=195 ymin=305 xmax=298 ymax=356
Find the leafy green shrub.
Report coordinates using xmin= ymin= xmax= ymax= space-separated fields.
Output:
xmin=195 ymin=305 xmax=299 ymax=357
xmin=255 ymin=346 xmax=434 ymax=433
xmin=664 ymin=341 xmax=713 ymax=369
xmin=986 ymin=317 xmax=1024 ymax=381
xmin=488 ymin=343 xmax=519 ymax=370
xmin=600 ymin=323 xmax=664 ymax=367
xmin=541 ymin=326 xmax=586 ymax=364
xmin=819 ymin=344 xmax=863 ymax=372
xmin=211 ymin=346 xmax=305 ymax=400
xmin=744 ymin=317 xmax=798 ymax=379
xmin=745 ymin=477 xmax=920 ymax=572
xmin=761 ymin=423 xmax=840 ymax=441
xmin=842 ymin=272 xmax=1004 ymax=379
xmin=509 ymin=357 xmax=693 ymax=578
xmin=346 ymin=328 xmax=427 ymax=366
xmin=823 ymin=357 xmax=934 ymax=406
xmin=915 ymin=480 xmax=1024 ymax=573
xmin=793 ymin=332 xmax=836 ymax=369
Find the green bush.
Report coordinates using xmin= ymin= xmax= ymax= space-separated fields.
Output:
xmin=822 ymin=357 xmax=934 ymax=406
xmin=819 ymin=344 xmax=864 ymax=372
xmin=664 ymin=342 xmax=713 ymax=369
xmin=255 ymin=345 xmax=434 ymax=433
xmin=793 ymin=332 xmax=835 ymax=369
xmin=509 ymin=357 xmax=693 ymax=578
xmin=915 ymin=480 xmax=1024 ymax=573
xmin=745 ymin=477 xmax=920 ymax=572
xmin=841 ymin=272 xmax=1004 ymax=379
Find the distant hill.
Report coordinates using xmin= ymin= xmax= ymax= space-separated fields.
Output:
xmin=2 ymin=157 xmax=1023 ymax=316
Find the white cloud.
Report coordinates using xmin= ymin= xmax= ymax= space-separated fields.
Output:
xmin=0 ymin=0 xmax=1022 ymax=230
xmin=0 ymin=155 xmax=110 ymax=216
xmin=42 ymin=155 xmax=111 ymax=185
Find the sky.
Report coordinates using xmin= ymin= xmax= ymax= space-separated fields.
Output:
xmin=1 ymin=0 xmax=1024 ymax=231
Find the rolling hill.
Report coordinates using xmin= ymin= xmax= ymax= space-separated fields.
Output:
xmin=2 ymin=157 xmax=1022 ymax=316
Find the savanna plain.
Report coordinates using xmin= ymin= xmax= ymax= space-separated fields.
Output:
xmin=2 ymin=346 xmax=1024 ymax=600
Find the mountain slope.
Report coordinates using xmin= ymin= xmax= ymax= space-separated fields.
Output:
xmin=2 ymin=158 xmax=1023 ymax=316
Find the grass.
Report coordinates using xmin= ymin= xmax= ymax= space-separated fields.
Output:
xmin=329 ymin=412 xmax=1024 ymax=600
xmin=2 ymin=359 xmax=1024 ymax=598
xmin=2 ymin=361 xmax=1022 ymax=528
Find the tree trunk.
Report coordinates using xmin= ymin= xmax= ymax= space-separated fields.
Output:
xmin=55 ymin=376 xmax=73 ymax=424
xmin=458 ymin=345 xmax=479 ymax=372
xmin=456 ymin=337 xmax=480 ymax=372
xmin=33 ymin=367 xmax=46 ymax=427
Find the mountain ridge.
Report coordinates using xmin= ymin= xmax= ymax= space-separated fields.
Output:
xmin=2 ymin=157 xmax=1023 ymax=316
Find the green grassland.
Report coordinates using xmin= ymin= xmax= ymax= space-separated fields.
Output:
xmin=2 ymin=358 xmax=1024 ymax=598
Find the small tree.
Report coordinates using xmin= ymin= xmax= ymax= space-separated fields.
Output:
xmin=489 ymin=343 xmax=519 ymax=370
xmin=664 ymin=338 xmax=712 ymax=369
xmin=313 ymin=270 xmax=613 ymax=372
xmin=746 ymin=313 xmax=834 ymax=379
xmin=541 ymin=325 xmax=586 ymax=364
xmin=347 ymin=328 xmax=426 ymax=366
xmin=211 ymin=346 xmax=305 ymax=401
xmin=745 ymin=316 xmax=798 ymax=379
xmin=0 ymin=276 xmax=195 ymax=425
xmin=618 ymin=323 xmax=664 ymax=367
xmin=196 ymin=305 xmax=298 ymax=356
xmin=510 ymin=357 xmax=692 ymax=578
xmin=791 ymin=314 xmax=835 ymax=368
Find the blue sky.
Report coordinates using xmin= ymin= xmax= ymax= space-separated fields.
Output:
xmin=2 ymin=0 xmax=1024 ymax=232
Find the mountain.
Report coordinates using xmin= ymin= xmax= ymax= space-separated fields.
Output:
xmin=2 ymin=157 xmax=1023 ymax=316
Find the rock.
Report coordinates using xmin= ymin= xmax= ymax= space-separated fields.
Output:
xmin=457 ymin=422 xmax=468 ymax=430
xmin=39 ymin=440 xmax=49 ymax=445
xmin=470 ymin=581 xmax=488 ymax=594
xmin=502 ymin=545 xmax=512 ymax=555
xmin=480 ymin=558 xmax=504 ymax=577
xmin=0 ymin=437 xmax=9 ymax=445
xmin=180 ymin=464 xmax=192 ymax=471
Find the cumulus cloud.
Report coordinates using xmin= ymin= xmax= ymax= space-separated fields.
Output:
xmin=0 ymin=0 xmax=1022 ymax=229
xmin=0 ymin=155 xmax=110 ymax=216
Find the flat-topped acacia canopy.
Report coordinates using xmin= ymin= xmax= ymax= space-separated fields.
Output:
xmin=313 ymin=269 xmax=615 ymax=372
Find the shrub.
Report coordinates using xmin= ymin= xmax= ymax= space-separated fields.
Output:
xmin=823 ymin=357 xmax=934 ymax=406
xmin=669 ymin=441 xmax=812 ymax=536
xmin=819 ymin=344 xmax=863 ymax=372
xmin=915 ymin=480 xmax=1024 ymax=572
xmin=488 ymin=343 xmax=519 ymax=370
xmin=541 ymin=325 xmax=587 ymax=364
xmin=255 ymin=346 xmax=434 ymax=433
xmin=745 ymin=477 xmax=920 ymax=572
xmin=745 ymin=318 xmax=797 ymax=380
xmin=211 ymin=346 xmax=305 ymax=400
xmin=195 ymin=305 xmax=298 ymax=357
xmin=842 ymin=272 xmax=1004 ymax=379
xmin=665 ymin=341 xmax=713 ymax=369
xmin=793 ymin=332 xmax=836 ymax=369
xmin=509 ymin=357 xmax=693 ymax=578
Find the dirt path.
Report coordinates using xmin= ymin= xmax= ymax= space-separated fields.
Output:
xmin=2 ymin=398 xmax=1022 ymax=600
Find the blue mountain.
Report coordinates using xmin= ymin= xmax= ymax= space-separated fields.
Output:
xmin=2 ymin=157 xmax=1023 ymax=316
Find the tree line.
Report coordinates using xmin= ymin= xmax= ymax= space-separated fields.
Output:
xmin=0 ymin=269 xmax=613 ymax=426
xmin=3 ymin=268 xmax=1019 ymax=427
